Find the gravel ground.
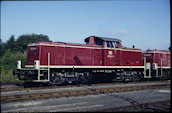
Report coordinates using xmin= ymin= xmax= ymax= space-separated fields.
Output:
xmin=1 ymin=88 xmax=170 ymax=112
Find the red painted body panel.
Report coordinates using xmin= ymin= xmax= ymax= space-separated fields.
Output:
xmin=65 ymin=47 xmax=92 ymax=66
xmin=26 ymin=41 xmax=143 ymax=66
xmin=103 ymin=49 xmax=142 ymax=66
xmin=27 ymin=46 xmax=39 ymax=65
xmin=143 ymin=50 xmax=171 ymax=67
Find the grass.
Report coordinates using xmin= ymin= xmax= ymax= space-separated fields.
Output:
xmin=0 ymin=69 xmax=19 ymax=83
xmin=26 ymin=88 xmax=30 ymax=92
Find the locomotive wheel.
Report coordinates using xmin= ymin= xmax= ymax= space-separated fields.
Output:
xmin=124 ymin=75 xmax=131 ymax=83
xmin=78 ymin=76 xmax=88 ymax=84
xmin=53 ymin=76 xmax=65 ymax=84
xmin=131 ymin=74 xmax=141 ymax=82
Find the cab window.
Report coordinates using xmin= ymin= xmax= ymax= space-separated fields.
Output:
xmin=95 ymin=39 xmax=103 ymax=46
xmin=106 ymin=41 xmax=114 ymax=48
xmin=114 ymin=42 xmax=118 ymax=48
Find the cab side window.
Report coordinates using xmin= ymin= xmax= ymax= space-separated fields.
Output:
xmin=106 ymin=41 xmax=114 ymax=48
xmin=114 ymin=42 xmax=118 ymax=48
xmin=95 ymin=39 xmax=103 ymax=46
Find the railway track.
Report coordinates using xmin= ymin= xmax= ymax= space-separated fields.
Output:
xmin=1 ymin=80 xmax=170 ymax=92
xmin=1 ymin=86 xmax=24 ymax=92
xmin=1 ymin=82 xmax=170 ymax=104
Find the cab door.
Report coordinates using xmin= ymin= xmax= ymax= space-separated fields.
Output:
xmin=103 ymin=41 xmax=115 ymax=66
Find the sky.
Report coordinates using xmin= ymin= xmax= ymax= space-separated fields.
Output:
xmin=1 ymin=0 xmax=170 ymax=51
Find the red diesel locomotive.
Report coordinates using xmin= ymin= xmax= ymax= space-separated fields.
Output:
xmin=143 ymin=49 xmax=170 ymax=79
xmin=14 ymin=36 xmax=171 ymax=84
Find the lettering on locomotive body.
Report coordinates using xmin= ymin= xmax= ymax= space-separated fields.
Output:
xmin=144 ymin=54 xmax=152 ymax=57
xmin=30 ymin=47 xmax=37 ymax=50
xmin=107 ymin=50 xmax=114 ymax=58
xmin=136 ymin=61 xmax=139 ymax=63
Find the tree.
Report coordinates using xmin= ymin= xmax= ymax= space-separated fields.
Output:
xmin=0 ymin=38 xmax=7 ymax=57
xmin=0 ymin=38 xmax=4 ymax=57
xmin=1 ymin=49 xmax=27 ymax=71
xmin=1 ymin=49 xmax=17 ymax=70
xmin=5 ymin=35 xmax=17 ymax=51
xmin=16 ymin=33 xmax=50 ymax=52
xmin=0 ymin=35 xmax=18 ymax=57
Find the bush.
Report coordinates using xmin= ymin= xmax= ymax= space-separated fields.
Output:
xmin=1 ymin=49 xmax=27 ymax=71
xmin=0 ymin=50 xmax=26 ymax=82
xmin=0 ymin=69 xmax=18 ymax=83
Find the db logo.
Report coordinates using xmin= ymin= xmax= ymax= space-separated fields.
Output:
xmin=108 ymin=51 xmax=113 ymax=55
xmin=107 ymin=51 xmax=114 ymax=58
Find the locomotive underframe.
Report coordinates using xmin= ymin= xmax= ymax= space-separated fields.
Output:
xmin=152 ymin=67 xmax=171 ymax=79
xmin=14 ymin=56 xmax=170 ymax=84
xmin=14 ymin=66 xmax=146 ymax=83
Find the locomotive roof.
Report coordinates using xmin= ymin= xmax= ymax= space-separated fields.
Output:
xmin=85 ymin=36 xmax=122 ymax=43
xmin=143 ymin=49 xmax=170 ymax=54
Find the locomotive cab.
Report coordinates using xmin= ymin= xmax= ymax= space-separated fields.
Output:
xmin=84 ymin=36 xmax=122 ymax=48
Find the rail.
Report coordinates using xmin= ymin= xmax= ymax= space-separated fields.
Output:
xmin=1 ymin=83 xmax=170 ymax=104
